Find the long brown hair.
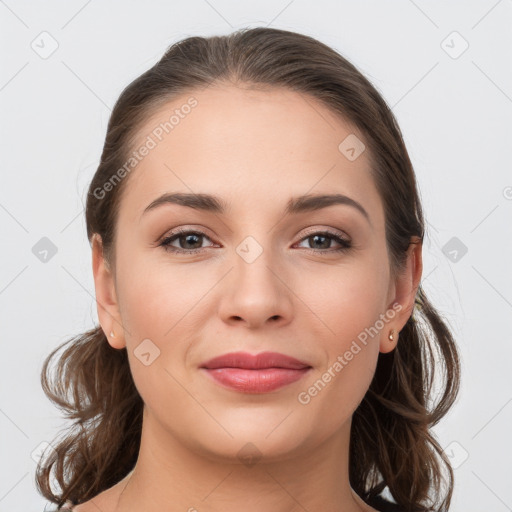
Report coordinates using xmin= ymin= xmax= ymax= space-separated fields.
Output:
xmin=36 ymin=27 xmax=461 ymax=511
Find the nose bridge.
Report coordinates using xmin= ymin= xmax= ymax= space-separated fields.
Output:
xmin=218 ymin=231 xmax=293 ymax=327
xmin=233 ymin=231 xmax=282 ymax=296
xmin=234 ymin=236 xmax=278 ymax=291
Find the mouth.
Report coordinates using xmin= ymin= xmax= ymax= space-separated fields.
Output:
xmin=200 ymin=351 xmax=312 ymax=393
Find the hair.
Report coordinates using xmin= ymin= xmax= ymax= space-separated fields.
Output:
xmin=36 ymin=27 xmax=461 ymax=511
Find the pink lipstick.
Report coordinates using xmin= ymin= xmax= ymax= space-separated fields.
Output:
xmin=200 ymin=351 xmax=311 ymax=393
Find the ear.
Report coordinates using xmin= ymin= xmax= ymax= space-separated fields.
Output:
xmin=380 ymin=236 xmax=423 ymax=353
xmin=91 ymin=234 xmax=126 ymax=349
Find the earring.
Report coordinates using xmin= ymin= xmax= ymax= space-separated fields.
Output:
xmin=388 ymin=329 xmax=397 ymax=342
xmin=110 ymin=331 xmax=115 ymax=338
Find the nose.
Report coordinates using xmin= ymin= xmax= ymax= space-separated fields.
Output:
xmin=217 ymin=248 xmax=294 ymax=329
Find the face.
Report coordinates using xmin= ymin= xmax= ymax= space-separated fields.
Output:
xmin=93 ymin=83 xmax=417 ymax=463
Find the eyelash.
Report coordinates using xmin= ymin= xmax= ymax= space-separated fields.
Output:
xmin=158 ymin=228 xmax=352 ymax=256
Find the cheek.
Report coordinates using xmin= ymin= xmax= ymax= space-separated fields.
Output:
xmin=331 ymin=271 xmax=389 ymax=343
xmin=114 ymin=256 xmax=207 ymax=419
xmin=115 ymin=254 xmax=222 ymax=395
xmin=116 ymin=250 xmax=212 ymax=341
xmin=291 ymin=261 xmax=389 ymax=422
xmin=296 ymin=255 xmax=390 ymax=345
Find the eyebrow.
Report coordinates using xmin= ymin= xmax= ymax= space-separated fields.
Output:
xmin=142 ymin=192 xmax=371 ymax=224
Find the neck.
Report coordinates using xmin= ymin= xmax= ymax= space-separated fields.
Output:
xmin=109 ymin=408 xmax=371 ymax=512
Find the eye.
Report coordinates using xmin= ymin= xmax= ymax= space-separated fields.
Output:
xmin=159 ymin=228 xmax=215 ymax=254
xmin=158 ymin=228 xmax=352 ymax=256
xmin=295 ymin=230 xmax=352 ymax=255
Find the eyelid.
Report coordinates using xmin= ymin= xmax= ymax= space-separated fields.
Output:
xmin=158 ymin=225 xmax=215 ymax=242
xmin=297 ymin=225 xmax=350 ymax=242
xmin=158 ymin=225 xmax=350 ymax=245
xmin=159 ymin=227 xmax=216 ymax=247
xmin=158 ymin=224 xmax=352 ymax=255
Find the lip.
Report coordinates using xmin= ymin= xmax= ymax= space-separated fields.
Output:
xmin=200 ymin=351 xmax=312 ymax=393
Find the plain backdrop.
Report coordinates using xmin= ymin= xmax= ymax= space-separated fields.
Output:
xmin=1 ymin=1 xmax=511 ymax=511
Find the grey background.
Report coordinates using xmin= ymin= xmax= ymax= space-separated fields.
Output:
xmin=1 ymin=1 xmax=511 ymax=511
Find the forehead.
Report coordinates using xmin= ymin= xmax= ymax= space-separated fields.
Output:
xmin=119 ymin=84 xmax=383 ymax=224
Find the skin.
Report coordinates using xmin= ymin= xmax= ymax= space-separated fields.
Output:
xmin=82 ymin=83 xmax=422 ymax=512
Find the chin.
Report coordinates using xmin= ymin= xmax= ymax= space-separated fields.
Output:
xmin=189 ymin=419 xmax=313 ymax=465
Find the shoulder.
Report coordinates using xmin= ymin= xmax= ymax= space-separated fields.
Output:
xmin=43 ymin=498 xmax=100 ymax=512
xmin=48 ymin=472 xmax=130 ymax=512
xmin=57 ymin=499 xmax=104 ymax=512
xmin=45 ymin=502 xmax=95 ymax=512
xmin=43 ymin=501 xmax=74 ymax=512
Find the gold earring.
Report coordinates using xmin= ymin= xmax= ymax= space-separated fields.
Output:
xmin=388 ymin=329 xmax=396 ymax=342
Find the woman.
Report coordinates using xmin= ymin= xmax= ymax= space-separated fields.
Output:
xmin=38 ymin=27 xmax=460 ymax=512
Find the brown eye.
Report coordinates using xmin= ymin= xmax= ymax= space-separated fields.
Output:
xmin=159 ymin=229 xmax=214 ymax=254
